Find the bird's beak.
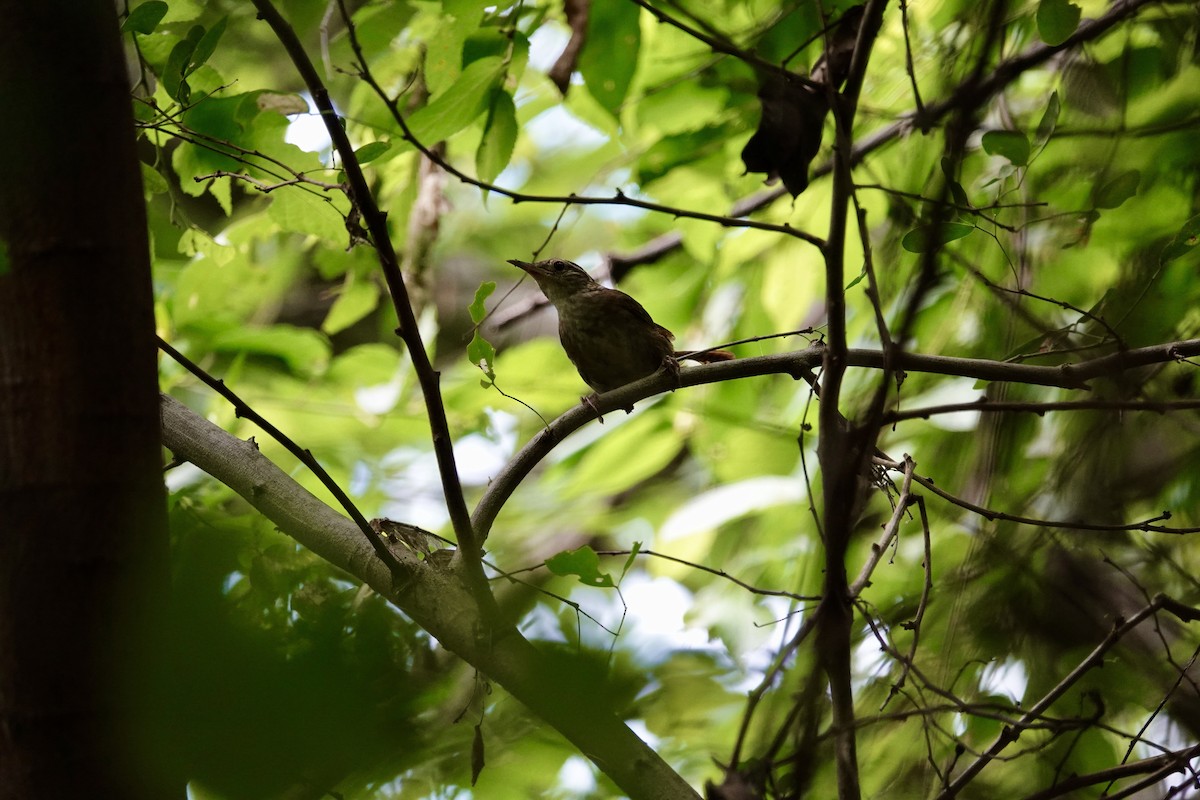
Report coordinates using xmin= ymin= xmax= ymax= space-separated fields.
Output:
xmin=507 ymin=259 xmax=534 ymax=272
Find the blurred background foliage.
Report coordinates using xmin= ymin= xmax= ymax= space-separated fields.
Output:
xmin=133 ymin=0 xmax=1200 ymax=796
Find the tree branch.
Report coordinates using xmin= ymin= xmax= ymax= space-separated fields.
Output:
xmin=159 ymin=393 xmax=702 ymax=800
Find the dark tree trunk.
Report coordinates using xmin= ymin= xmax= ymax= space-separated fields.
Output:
xmin=0 ymin=2 xmax=173 ymax=797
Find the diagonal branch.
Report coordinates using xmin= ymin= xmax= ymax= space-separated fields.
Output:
xmin=248 ymin=0 xmax=491 ymax=607
xmin=159 ymin=394 xmax=701 ymax=800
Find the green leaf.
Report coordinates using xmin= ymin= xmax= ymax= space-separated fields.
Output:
xmin=322 ymin=281 xmax=380 ymax=335
xmin=901 ymin=222 xmax=973 ymax=253
xmin=467 ymin=333 xmax=496 ymax=386
xmin=122 ymin=1 xmax=168 ymax=34
xmin=354 ymin=141 xmax=392 ymax=165
xmin=141 ymin=163 xmax=169 ymax=195
xmin=579 ymin=1 xmax=640 ymax=118
xmin=268 ymin=188 xmax=346 ymax=241
xmin=424 ymin=19 xmax=466 ymax=97
xmin=619 ymin=542 xmax=642 ymax=584
xmin=406 ymin=56 xmax=505 ymax=145
xmin=210 ymin=325 xmax=331 ymax=377
xmin=191 ymin=16 xmax=228 ymax=70
xmin=1033 ymin=91 xmax=1060 ymax=148
xmin=546 ymin=546 xmax=615 ymax=588
xmin=1037 ymin=0 xmax=1082 ymax=46
xmin=1160 ymin=215 xmax=1200 ymax=264
xmin=475 ymin=90 xmax=518 ymax=185
xmin=468 ymin=281 xmax=496 ymax=324
xmin=941 ymin=156 xmax=970 ymax=210
xmin=981 ymin=130 xmax=1030 ymax=166
xmin=1094 ymin=170 xmax=1140 ymax=209
xmin=164 ymin=38 xmax=197 ymax=102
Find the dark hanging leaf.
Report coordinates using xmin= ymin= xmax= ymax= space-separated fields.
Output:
xmin=810 ymin=4 xmax=866 ymax=88
xmin=470 ymin=723 xmax=485 ymax=786
xmin=549 ymin=0 xmax=589 ymax=94
xmin=741 ymin=75 xmax=828 ymax=197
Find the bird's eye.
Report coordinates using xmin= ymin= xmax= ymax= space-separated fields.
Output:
xmin=552 ymin=260 xmax=566 ymax=272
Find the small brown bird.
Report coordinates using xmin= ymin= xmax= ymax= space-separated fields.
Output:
xmin=509 ymin=258 xmax=732 ymax=412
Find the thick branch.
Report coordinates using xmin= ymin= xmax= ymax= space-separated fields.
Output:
xmin=159 ymin=394 xmax=701 ymax=800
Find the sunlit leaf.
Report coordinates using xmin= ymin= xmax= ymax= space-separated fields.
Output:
xmin=406 ymin=56 xmax=505 ymax=144
xmin=475 ymin=90 xmax=518 ymax=185
xmin=468 ymin=281 xmax=496 ymax=324
xmin=546 ymin=546 xmax=615 ymax=588
xmin=579 ymin=0 xmax=640 ymax=118
xmin=322 ymin=281 xmax=380 ymax=335
xmin=354 ymin=141 xmax=392 ymax=165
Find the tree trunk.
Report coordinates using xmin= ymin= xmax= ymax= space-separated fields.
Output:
xmin=0 ymin=2 xmax=173 ymax=797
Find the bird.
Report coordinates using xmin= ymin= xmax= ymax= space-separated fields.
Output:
xmin=508 ymin=258 xmax=733 ymax=415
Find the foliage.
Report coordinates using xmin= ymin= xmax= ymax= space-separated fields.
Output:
xmin=128 ymin=0 xmax=1200 ymax=797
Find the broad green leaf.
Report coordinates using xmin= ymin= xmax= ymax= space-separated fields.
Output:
xmin=141 ymin=163 xmax=169 ymax=195
xmin=546 ymin=546 xmax=615 ymax=588
xmin=475 ymin=90 xmax=518 ymax=185
xmin=467 ymin=333 xmax=496 ymax=386
xmin=268 ymin=188 xmax=346 ymax=241
xmin=323 ymin=281 xmax=380 ymax=335
xmin=579 ymin=1 xmax=640 ymax=118
xmin=354 ymin=141 xmax=392 ymax=164
xmin=164 ymin=39 xmax=197 ymax=102
xmin=191 ymin=16 xmax=228 ymax=70
xmin=122 ymin=1 xmax=168 ymax=34
xmin=1094 ymin=170 xmax=1140 ymax=209
xmin=406 ymin=56 xmax=505 ymax=145
xmin=1037 ymin=0 xmax=1081 ymax=46
xmin=981 ymin=130 xmax=1030 ymax=166
xmin=901 ymin=222 xmax=973 ymax=253
xmin=210 ymin=325 xmax=331 ymax=377
xmin=468 ymin=281 xmax=496 ymax=324
xmin=424 ymin=19 xmax=466 ymax=97
xmin=1033 ymin=91 xmax=1060 ymax=148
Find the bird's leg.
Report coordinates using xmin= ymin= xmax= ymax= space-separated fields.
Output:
xmin=662 ymin=354 xmax=681 ymax=392
xmin=582 ymin=393 xmax=605 ymax=424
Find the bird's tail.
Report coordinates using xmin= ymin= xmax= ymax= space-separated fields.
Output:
xmin=675 ymin=349 xmax=734 ymax=364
